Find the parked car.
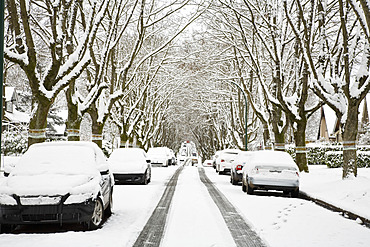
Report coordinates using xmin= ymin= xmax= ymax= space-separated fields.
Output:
xmin=108 ymin=148 xmax=151 ymax=185
xmin=230 ymin=151 xmax=255 ymax=185
xmin=215 ymin=149 xmax=241 ymax=174
xmin=212 ymin=151 xmax=221 ymax=169
xmin=147 ymin=147 xmax=172 ymax=167
xmin=203 ymin=160 xmax=213 ymax=167
xmin=241 ymin=151 xmax=300 ymax=197
xmin=0 ymin=141 xmax=114 ymax=232
xmin=169 ymin=149 xmax=177 ymax=166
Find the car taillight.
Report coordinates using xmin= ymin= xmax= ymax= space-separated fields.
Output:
xmin=221 ymin=159 xmax=225 ymax=162
xmin=236 ymin=165 xmax=242 ymax=171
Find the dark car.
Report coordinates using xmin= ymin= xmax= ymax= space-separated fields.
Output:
xmin=230 ymin=151 xmax=255 ymax=185
xmin=0 ymin=141 xmax=114 ymax=232
xmin=108 ymin=148 xmax=151 ymax=184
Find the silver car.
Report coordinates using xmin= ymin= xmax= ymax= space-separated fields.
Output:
xmin=241 ymin=151 xmax=300 ymax=197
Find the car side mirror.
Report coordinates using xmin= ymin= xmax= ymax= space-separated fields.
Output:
xmin=146 ymin=159 xmax=151 ymax=163
xmin=98 ymin=163 xmax=110 ymax=175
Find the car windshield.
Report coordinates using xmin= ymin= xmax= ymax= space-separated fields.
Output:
xmin=12 ymin=145 xmax=98 ymax=176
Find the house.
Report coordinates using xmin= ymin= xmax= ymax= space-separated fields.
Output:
xmin=316 ymin=95 xmax=370 ymax=143
xmin=3 ymin=87 xmax=30 ymax=132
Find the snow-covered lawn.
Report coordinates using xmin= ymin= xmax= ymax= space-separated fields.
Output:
xmin=300 ymin=165 xmax=370 ymax=220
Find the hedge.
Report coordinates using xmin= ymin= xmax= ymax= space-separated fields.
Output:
xmin=286 ymin=144 xmax=370 ymax=168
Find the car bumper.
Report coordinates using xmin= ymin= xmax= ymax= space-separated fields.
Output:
xmin=248 ymin=177 xmax=299 ymax=191
xmin=0 ymin=196 xmax=95 ymax=225
xmin=113 ymin=173 xmax=145 ymax=184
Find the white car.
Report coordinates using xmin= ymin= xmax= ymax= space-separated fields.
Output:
xmin=215 ymin=149 xmax=241 ymax=174
xmin=241 ymin=151 xmax=300 ymax=197
xmin=108 ymin=148 xmax=151 ymax=185
xmin=147 ymin=147 xmax=172 ymax=167
xmin=203 ymin=160 xmax=213 ymax=167
xmin=0 ymin=141 xmax=114 ymax=232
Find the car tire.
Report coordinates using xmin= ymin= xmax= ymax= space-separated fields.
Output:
xmin=246 ymin=181 xmax=253 ymax=195
xmin=291 ymin=188 xmax=299 ymax=198
xmin=242 ymin=180 xmax=247 ymax=192
xmin=105 ymin=191 xmax=113 ymax=217
xmin=88 ymin=198 xmax=104 ymax=230
xmin=142 ymin=171 xmax=148 ymax=185
xmin=232 ymin=175 xmax=238 ymax=185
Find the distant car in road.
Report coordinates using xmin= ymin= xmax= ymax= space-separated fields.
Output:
xmin=215 ymin=149 xmax=241 ymax=174
xmin=203 ymin=160 xmax=213 ymax=167
xmin=241 ymin=151 xmax=300 ymax=197
xmin=230 ymin=151 xmax=255 ymax=185
xmin=191 ymin=152 xmax=199 ymax=165
xmin=0 ymin=141 xmax=114 ymax=232
xmin=108 ymin=148 xmax=151 ymax=185
xmin=147 ymin=147 xmax=172 ymax=167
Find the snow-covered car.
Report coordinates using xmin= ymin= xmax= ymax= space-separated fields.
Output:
xmin=241 ymin=151 xmax=300 ymax=197
xmin=169 ymin=149 xmax=177 ymax=166
xmin=230 ymin=151 xmax=255 ymax=185
xmin=147 ymin=147 xmax=172 ymax=167
xmin=203 ymin=160 xmax=213 ymax=167
xmin=108 ymin=148 xmax=151 ymax=185
xmin=215 ymin=149 xmax=241 ymax=174
xmin=0 ymin=141 xmax=114 ymax=232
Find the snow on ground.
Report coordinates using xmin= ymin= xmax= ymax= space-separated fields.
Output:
xmin=203 ymin=165 xmax=370 ymax=247
xmin=300 ymin=165 xmax=370 ymax=220
xmin=161 ymin=166 xmax=236 ymax=247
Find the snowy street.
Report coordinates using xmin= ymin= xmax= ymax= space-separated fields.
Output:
xmin=1 ymin=161 xmax=369 ymax=247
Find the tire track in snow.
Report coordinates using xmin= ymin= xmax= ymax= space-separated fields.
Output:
xmin=198 ymin=167 xmax=267 ymax=247
xmin=132 ymin=165 xmax=184 ymax=247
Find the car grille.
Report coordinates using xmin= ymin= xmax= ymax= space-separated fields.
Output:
xmin=22 ymin=214 xmax=59 ymax=222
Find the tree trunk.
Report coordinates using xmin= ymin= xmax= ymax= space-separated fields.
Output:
xmin=342 ymin=101 xmax=359 ymax=178
xmin=90 ymin=109 xmax=104 ymax=148
xmin=294 ymin=120 xmax=309 ymax=172
xmin=65 ymin=82 xmax=82 ymax=141
xmin=28 ymin=97 xmax=52 ymax=146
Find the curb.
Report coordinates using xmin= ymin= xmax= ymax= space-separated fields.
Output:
xmin=299 ymin=191 xmax=370 ymax=228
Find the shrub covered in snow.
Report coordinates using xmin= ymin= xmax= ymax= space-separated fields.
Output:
xmin=286 ymin=144 xmax=370 ymax=168
xmin=1 ymin=131 xmax=27 ymax=155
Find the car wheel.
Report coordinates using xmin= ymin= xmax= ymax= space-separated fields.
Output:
xmin=105 ymin=191 xmax=113 ymax=217
xmin=230 ymin=175 xmax=233 ymax=184
xmin=291 ymin=188 xmax=299 ymax=198
xmin=242 ymin=180 xmax=247 ymax=192
xmin=232 ymin=175 xmax=238 ymax=185
xmin=142 ymin=171 xmax=148 ymax=185
xmin=246 ymin=181 xmax=253 ymax=195
xmin=88 ymin=198 xmax=104 ymax=230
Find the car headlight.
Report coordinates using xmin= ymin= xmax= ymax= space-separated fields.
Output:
xmin=64 ymin=193 xmax=94 ymax=204
xmin=0 ymin=194 xmax=17 ymax=205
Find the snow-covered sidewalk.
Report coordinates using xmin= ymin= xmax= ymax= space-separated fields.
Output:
xmin=300 ymin=165 xmax=370 ymax=221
